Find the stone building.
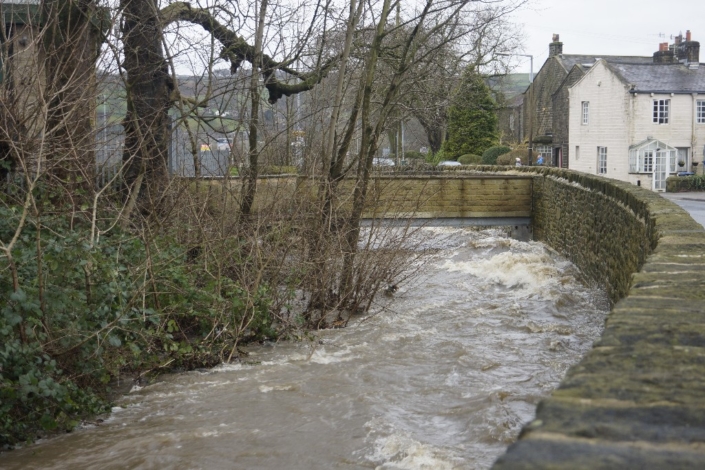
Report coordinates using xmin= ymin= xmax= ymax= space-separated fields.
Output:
xmin=522 ymin=34 xmax=652 ymax=167
xmin=1 ymin=0 xmax=108 ymax=182
xmin=0 ymin=1 xmax=45 ymax=127
xmin=490 ymin=73 xmax=530 ymax=145
xmin=568 ymin=32 xmax=704 ymax=191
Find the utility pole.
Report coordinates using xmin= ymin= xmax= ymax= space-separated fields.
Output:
xmin=496 ymin=53 xmax=534 ymax=165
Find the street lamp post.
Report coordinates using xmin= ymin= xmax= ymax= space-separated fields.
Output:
xmin=496 ymin=53 xmax=533 ymax=83
xmin=497 ymin=53 xmax=534 ymax=164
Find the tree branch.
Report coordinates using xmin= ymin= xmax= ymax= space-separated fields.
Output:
xmin=160 ymin=2 xmax=338 ymax=103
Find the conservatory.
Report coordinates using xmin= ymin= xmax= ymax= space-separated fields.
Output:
xmin=628 ymin=139 xmax=678 ymax=191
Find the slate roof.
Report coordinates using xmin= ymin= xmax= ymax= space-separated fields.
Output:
xmin=606 ymin=62 xmax=705 ymax=93
xmin=557 ymin=54 xmax=653 ymax=72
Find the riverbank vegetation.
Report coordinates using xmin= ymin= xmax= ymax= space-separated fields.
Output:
xmin=1 ymin=0 xmax=525 ymax=447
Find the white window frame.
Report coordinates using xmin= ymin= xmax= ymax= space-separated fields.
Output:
xmin=653 ymin=99 xmax=670 ymax=124
xmin=642 ymin=150 xmax=654 ymax=172
xmin=697 ymin=100 xmax=705 ymax=124
xmin=575 ymin=145 xmax=580 ymax=160
xmin=581 ymin=101 xmax=589 ymax=125
xmin=629 ymin=140 xmax=679 ymax=174
xmin=597 ymin=147 xmax=607 ymax=174
xmin=535 ymin=145 xmax=552 ymax=164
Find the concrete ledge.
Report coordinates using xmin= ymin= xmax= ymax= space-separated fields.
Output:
xmin=482 ymin=167 xmax=705 ymax=469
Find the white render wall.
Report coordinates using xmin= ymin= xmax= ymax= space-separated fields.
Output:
xmin=569 ymin=60 xmax=705 ymax=190
xmin=569 ymin=61 xmax=632 ymax=181
xmin=630 ymin=92 xmax=705 ymax=166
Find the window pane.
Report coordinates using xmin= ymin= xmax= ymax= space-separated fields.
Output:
xmin=597 ymin=147 xmax=607 ymax=174
xmin=644 ymin=151 xmax=653 ymax=172
xmin=653 ymin=99 xmax=670 ymax=124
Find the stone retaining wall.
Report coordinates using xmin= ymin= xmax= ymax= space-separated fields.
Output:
xmin=489 ymin=166 xmax=705 ymax=469
xmin=203 ymin=175 xmax=532 ymax=219
xmin=362 ymin=175 xmax=531 ymax=218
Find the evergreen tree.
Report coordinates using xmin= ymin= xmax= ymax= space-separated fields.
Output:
xmin=442 ymin=67 xmax=498 ymax=159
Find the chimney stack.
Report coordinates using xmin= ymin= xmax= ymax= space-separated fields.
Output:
xmin=654 ymin=31 xmax=699 ymax=65
xmin=549 ymin=34 xmax=563 ymax=57
xmin=675 ymin=30 xmax=700 ymax=64
xmin=654 ymin=42 xmax=675 ymax=63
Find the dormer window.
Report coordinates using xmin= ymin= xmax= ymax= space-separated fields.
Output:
xmin=653 ymin=99 xmax=670 ymax=124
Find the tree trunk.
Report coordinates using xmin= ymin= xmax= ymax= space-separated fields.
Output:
xmin=121 ymin=0 xmax=173 ymax=216
xmin=239 ymin=0 xmax=268 ymax=218
xmin=303 ymin=0 xmax=364 ymax=320
xmin=415 ymin=113 xmax=445 ymax=154
xmin=337 ymin=0 xmax=392 ymax=310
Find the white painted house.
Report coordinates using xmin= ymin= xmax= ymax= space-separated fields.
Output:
xmin=568 ymin=37 xmax=705 ymax=191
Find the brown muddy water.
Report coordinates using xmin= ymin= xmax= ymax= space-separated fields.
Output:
xmin=0 ymin=228 xmax=609 ymax=470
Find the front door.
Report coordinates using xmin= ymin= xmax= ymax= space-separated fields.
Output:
xmin=653 ymin=150 xmax=668 ymax=191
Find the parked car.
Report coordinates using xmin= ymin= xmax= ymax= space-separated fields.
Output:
xmin=216 ymin=138 xmax=231 ymax=151
xmin=438 ymin=160 xmax=461 ymax=167
xmin=373 ymin=158 xmax=395 ymax=166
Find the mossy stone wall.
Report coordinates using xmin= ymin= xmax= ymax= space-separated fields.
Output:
xmin=491 ymin=166 xmax=705 ymax=469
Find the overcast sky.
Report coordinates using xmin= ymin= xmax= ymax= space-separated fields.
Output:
xmin=510 ymin=0 xmax=705 ymax=76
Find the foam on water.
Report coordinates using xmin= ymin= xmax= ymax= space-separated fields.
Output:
xmin=363 ymin=419 xmax=465 ymax=470
xmin=0 ymin=228 xmax=609 ymax=470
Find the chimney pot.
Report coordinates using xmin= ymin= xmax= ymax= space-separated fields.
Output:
xmin=687 ymin=30 xmax=692 ymax=41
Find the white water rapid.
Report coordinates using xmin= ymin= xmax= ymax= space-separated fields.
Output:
xmin=1 ymin=228 xmax=609 ymax=470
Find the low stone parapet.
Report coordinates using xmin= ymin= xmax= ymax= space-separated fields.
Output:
xmin=490 ymin=166 xmax=705 ymax=469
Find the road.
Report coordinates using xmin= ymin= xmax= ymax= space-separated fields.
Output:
xmin=661 ymin=192 xmax=705 ymax=229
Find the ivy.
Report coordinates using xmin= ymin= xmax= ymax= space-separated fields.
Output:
xmin=0 ymin=207 xmax=264 ymax=447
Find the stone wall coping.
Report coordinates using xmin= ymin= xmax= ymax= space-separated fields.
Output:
xmin=486 ymin=166 xmax=705 ymax=469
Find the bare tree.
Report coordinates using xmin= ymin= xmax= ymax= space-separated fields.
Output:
xmin=295 ymin=0 xmax=525 ymax=323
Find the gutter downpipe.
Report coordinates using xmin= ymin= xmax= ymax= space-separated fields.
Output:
xmin=693 ymin=93 xmax=699 ymax=174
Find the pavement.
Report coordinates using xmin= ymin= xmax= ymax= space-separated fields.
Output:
xmin=660 ymin=192 xmax=705 ymax=228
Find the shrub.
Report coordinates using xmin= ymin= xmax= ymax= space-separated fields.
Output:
xmin=0 ymin=209 xmax=247 ymax=446
xmin=457 ymin=154 xmax=482 ymax=165
xmin=496 ymin=153 xmax=513 ymax=165
xmin=425 ymin=150 xmax=446 ymax=165
xmin=481 ymin=146 xmax=511 ymax=165
xmin=499 ymin=149 xmax=529 ymax=166
xmin=404 ymin=151 xmax=425 ymax=160
xmin=666 ymin=174 xmax=705 ymax=192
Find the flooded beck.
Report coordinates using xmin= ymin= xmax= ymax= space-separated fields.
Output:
xmin=1 ymin=228 xmax=609 ymax=470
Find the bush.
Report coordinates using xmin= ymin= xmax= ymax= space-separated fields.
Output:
xmin=498 ymin=149 xmax=529 ymax=166
xmin=496 ymin=153 xmax=514 ymax=165
xmin=666 ymin=174 xmax=705 ymax=192
xmin=0 ymin=208 xmax=257 ymax=446
xmin=481 ymin=146 xmax=511 ymax=165
xmin=457 ymin=154 xmax=482 ymax=165
xmin=424 ymin=150 xmax=444 ymax=165
xmin=404 ymin=151 xmax=425 ymax=160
